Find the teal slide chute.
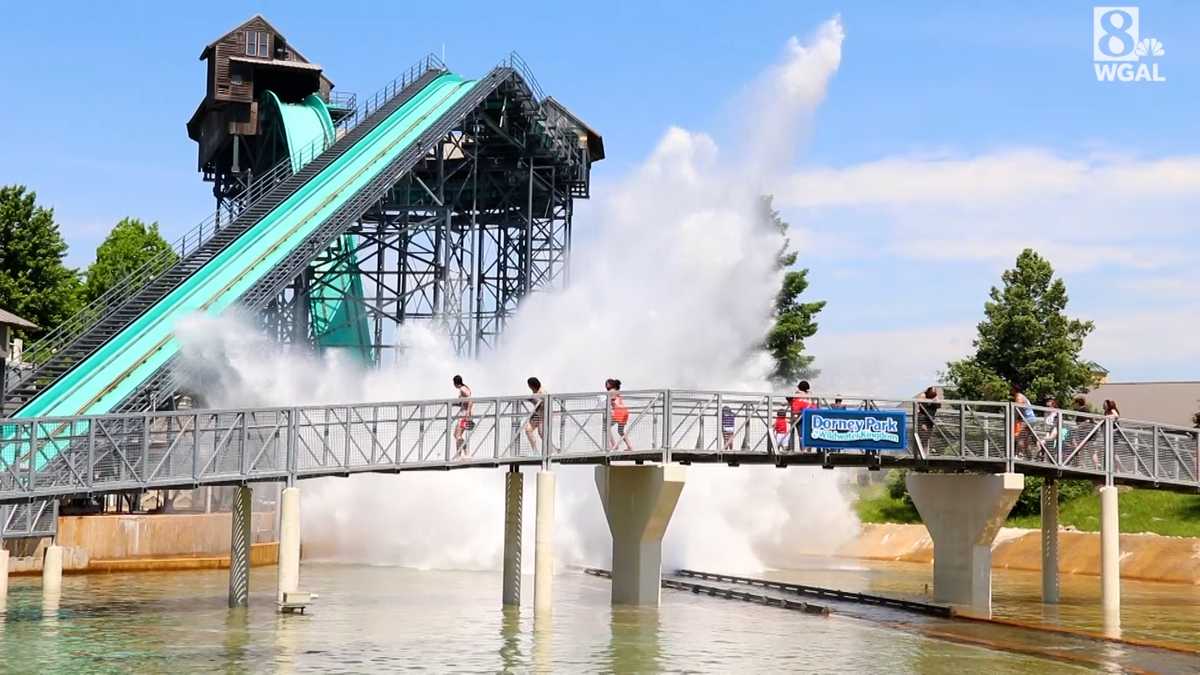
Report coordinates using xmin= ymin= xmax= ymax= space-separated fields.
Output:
xmin=10 ymin=73 xmax=475 ymax=466
xmin=261 ymin=92 xmax=373 ymax=362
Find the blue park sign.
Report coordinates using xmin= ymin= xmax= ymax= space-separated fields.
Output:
xmin=801 ymin=408 xmax=909 ymax=452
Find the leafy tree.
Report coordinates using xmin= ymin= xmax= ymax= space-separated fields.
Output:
xmin=944 ymin=248 xmax=1096 ymax=404
xmin=0 ymin=185 xmax=82 ymax=335
xmin=760 ymin=196 xmax=825 ymax=385
xmin=84 ymin=218 xmax=177 ymax=302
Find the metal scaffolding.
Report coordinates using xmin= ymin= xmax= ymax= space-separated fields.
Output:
xmin=257 ymin=71 xmax=588 ymax=361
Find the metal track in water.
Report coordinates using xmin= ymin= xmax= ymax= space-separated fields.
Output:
xmin=582 ymin=568 xmax=830 ymax=616
xmin=674 ymin=569 xmax=954 ymax=618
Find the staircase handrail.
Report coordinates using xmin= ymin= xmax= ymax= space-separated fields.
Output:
xmin=12 ymin=53 xmax=445 ymax=377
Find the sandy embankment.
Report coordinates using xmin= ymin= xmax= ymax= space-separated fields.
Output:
xmin=838 ymin=523 xmax=1200 ymax=584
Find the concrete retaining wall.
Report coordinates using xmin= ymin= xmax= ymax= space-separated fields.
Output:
xmin=839 ymin=523 xmax=1200 ymax=584
xmin=6 ymin=513 xmax=278 ymax=575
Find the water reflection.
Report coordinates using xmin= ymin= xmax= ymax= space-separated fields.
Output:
xmin=499 ymin=606 xmax=524 ymax=671
xmin=223 ymin=607 xmax=250 ymax=668
xmin=608 ymin=606 xmax=662 ymax=673
xmin=533 ymin=612 xmax=553 ymax=673
xmin=1 ymin=564 xmax=1184 ymax=672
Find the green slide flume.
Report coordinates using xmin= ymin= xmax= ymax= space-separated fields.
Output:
xmin=10 ymin=72 xmax=477 ymax=469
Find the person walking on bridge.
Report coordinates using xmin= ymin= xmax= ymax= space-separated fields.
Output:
xmin=1011 ymin=384 xmax=1035 ymax=459
xmin=525 ymin=377 xmax=546 ymax=454
xmin=452 ymin=375 xmax=474 ymax=459
xmin=606 ymin=378 xmax=634 ymax=452
xmin=789 ymin=380 xmax=814 ymax=452
xmin=916 ymin=386 xmax=941 ymax=451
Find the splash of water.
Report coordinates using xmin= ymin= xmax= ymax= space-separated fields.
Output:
xmin=175 ymin=17 xmax=856 ymax=573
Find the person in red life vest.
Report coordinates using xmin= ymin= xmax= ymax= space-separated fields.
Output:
xmin=789 ymin=380 xmax=814 ymax=452
xmin=605 ymin=378 xmax=634 ymax=451
xmin=773 ymin=409 xmax=790 ymax=451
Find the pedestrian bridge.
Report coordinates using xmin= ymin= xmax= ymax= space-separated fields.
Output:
xmin=2 ymin=389 xmax=1198 ymax=506
xmin=4 ymin=388 xmax=1195 ymax=619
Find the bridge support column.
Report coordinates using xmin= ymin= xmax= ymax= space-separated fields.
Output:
xmin=1041 ymin=479 xmax=1059 ymax=604
xmin=533 ymin=471 xmax=555 ymax=616
xmin=228 ymin=485 xmax=252 ymax=608
xmin=0 ymin=548 xmax=8 ymax=604
xmin=906 ymin=472 xmax=1023 ymax=613
xmin=43 ymin=543 xmax=63 ymax=595
xmin=502 ymin=468 xmax=523 ymax=607
xmin=1100 ymin=485 xmax=1120 ymax=626
xmin=277 ymin=486 xmax=301 ymax=609
xmin=595 ymin=464 xmax=687 ymax=606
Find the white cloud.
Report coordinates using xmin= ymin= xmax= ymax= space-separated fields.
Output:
xmin=776 ymin=150 xmax=1200 ymax=208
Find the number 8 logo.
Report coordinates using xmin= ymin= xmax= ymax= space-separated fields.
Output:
xmin=1097 ymin=8 xmax=1135 ymax=58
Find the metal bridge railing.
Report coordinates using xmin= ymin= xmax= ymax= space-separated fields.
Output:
xmin=12 ymin=53 xmax=446 ymax=374
xmin=2 ymin=389 xmax=1199 ymax=504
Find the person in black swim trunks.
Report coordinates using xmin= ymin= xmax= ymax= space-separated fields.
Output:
xmin=525 ymin=377 xmax=545 ymax=453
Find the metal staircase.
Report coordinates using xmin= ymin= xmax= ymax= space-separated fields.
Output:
xmin=121 ymin=63 xmax=538 ymax=410
xmin=1 ymin=57 xmax=446 ymax=417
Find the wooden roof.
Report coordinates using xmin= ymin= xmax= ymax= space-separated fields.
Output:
xmin=200 ymin=14 xmax=287 ymax=59
xmin=0 ymin=308 xmax=38 ymax=330
xmin=228 ymin=55 xmax=324 ymax=72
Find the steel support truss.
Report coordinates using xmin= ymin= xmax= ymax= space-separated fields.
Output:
xmin=262 ymin=85 xmax=578 ymax=362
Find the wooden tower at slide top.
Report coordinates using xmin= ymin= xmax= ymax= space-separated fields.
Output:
xmin=186 ymin=15 xmax=352 ymax=212
xmin=185 ymin=15 xmax=604 ymax=364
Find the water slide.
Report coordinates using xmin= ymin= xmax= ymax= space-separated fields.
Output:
xmin=262 ymin=91 xmax=373 ymax=361
xmin=12 ymin=72 xmax=476 ymax=443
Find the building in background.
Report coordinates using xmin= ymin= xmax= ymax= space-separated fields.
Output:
xmin=1084 ymin=381 xmax=1200 ymax=428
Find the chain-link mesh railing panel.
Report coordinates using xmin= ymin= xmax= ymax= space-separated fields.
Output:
xmin=1153 ymin=426 xmax=1198 ymax=484
xmin=667 ymin=392 xmax=721 ymax=452
xmin=194 ymin=412 xmax=247 ymax=479
xmin=244 ymin=410 xmax=289 ymax=476
xmin=548 ymin=394 xmax=607 ymax=458
xmin=708 ymin=394 xmax=774 ymax=455
xmin=0 ymin=421 xmax=33 ymax=498
xmin=1113 ymin=422 xmax=1153 ymax=480
xmin=340 ymin=405 xmax=397 ymax=469
xmin=958 ymin=403 xmax=1009 ymax=461
xmin=296 ymin=407 xmax=348 ymax=473
xmin=89 ymin=416 xmax=147 ymax=488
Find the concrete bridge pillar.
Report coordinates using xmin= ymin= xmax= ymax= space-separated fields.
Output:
xmin=228 ymin=485 xmax=252 ymax=608
xmin=1100 ymin=485 xmax=1120 ymax=627
xmin=595 ymin=464 xmax=686 ymax=606
xmin=277 ymin=485 xmax=302 ymax=609
xmin=906 ymin=472 xmax=1023 ymax=614
xmin=533 ymin=471 xmax=555 ymax=616
xmin=42 ymin=543 xmax=64 ymax=595
xmin=0 ymin=548 xmax=8 ymax=604
xmin=1041 ymin=479 xmax=1059 ymax=604
xmin=502 ymin=468 xmax=523 ymax=607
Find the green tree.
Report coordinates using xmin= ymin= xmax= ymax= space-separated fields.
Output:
xmin=84 ymin=218 xmax=177 ymax=302
xmin=944 ymin=248 xmax=1096 ymax=404
xmin=0 ymin=185 xmax=82 ymax=335
xmin=760 ymin=196 xmax=825 ymax=385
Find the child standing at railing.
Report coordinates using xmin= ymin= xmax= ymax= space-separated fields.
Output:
xmin=774 ymin=409 xmax=790 ymax=452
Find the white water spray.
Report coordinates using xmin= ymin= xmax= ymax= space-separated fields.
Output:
xmin=175 ymin=18 xmax=857 ymax=573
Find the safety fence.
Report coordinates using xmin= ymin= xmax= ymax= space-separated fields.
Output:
xmin=1 ymin=389 xmax=1197 ymax=504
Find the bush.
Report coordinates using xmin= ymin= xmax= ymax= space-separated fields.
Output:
xmin=885 ymin=469 xmax=914 ymax=508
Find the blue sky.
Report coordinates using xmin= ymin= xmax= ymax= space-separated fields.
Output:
xmin=1 ymin=1 xmax=1197 ymax=389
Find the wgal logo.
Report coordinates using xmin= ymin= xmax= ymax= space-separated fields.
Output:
xmin=1093 ymin=7 xmax=1166 ymax=82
